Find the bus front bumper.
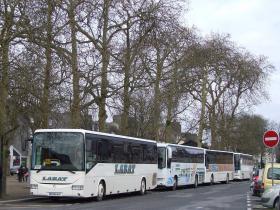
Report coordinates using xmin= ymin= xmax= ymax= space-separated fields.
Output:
xmin=30 ymin=183 xmax=86 ymax=197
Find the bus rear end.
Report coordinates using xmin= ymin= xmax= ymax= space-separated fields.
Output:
xmin=157 ymin=145 xmax=173 ymax=188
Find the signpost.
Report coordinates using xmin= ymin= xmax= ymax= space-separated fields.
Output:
xmin=263 ymin=130 xmax=279 ymax=187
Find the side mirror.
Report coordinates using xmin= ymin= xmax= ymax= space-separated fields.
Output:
xmin=27 ymin=137 xmax=33 ymax=143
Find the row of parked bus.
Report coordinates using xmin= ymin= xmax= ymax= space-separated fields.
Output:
xmin=30 ymin=129 xmax=254 ymax=201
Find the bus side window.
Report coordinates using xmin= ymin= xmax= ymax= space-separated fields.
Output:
xmin=97 ymin=140 xmax=111 ymax=162
xmin=123 ymin=142 xmax=132 ymax=163
xmin=171 ymin=146 xmax=177 ymax=162
xmin=85 ymin=134 xmax=97 ymax=172
xmin=112 ymin=143 xmax=124 ymax=163
xmin=131 ymin=145 xmax=141 ymax=163
xmin=153 ymin=145 xmax=157 ymax=164
xmin=142 ymin=144 xmax=150 ymax=163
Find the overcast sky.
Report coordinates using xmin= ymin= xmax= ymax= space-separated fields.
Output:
xmin=184 ymin=0 xmax=280 ymax=124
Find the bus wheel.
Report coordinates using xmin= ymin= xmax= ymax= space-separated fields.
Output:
xmin=194 ymin=175 xmax=198 ymax=188
xmin=172 ymin=177 xmax=178 ymax=191
xmin=139 ymin=178 xmax=146 ymax=195
xmin=96 ymin=181 xmax=105 ymax=201
xmin=50 ymin=197 xmax=60 ymax=201
xmin=210 ymin=175 xmax=214 ymax=185
xmin=274 ymin=197 xmax=279 ymax=209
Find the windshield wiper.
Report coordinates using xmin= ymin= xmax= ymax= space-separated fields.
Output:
xmin=66 ymin=169 xmax=76 ymax=174
xmin=36 ymin=169 xmax=43 ymax=173
xmin=37 ymin=169 xmax=76 ymax=174
xmin=35 ymin=168 xmax=76 ymax=174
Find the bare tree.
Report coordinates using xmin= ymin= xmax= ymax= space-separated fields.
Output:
xmin=0 ymin=0 xmax=28 ymax=197
xmin=187 ymin=34 xmax=272 ymax=149
xmin=66 ymin=0 xmax=81 ymax=127
xmin=75 ymin=0 xmax=124 ymax=131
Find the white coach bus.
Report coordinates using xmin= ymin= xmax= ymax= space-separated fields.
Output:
xmin=233 ymin=153 xmax=254 ymax=180
xmin=157 ymin=143 xmax=205 ymax=189
xmin=30 ymin=129 xmax=157 ymax=200
xmin=205 ymin=149 xmax=234 ymax=184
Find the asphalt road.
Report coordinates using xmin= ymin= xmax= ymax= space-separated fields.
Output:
xmin=0 ymin=181 xmax=258 ymax=210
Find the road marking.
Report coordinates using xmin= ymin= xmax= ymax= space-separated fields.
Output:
xmin=0 ymin=203 xmax=73 ymax=209
xmin=247 ymin=191 xmax=269 ymax=210
xmin=167 ymin=194 xmax=193 ymax=198
xmin=247 ymin=192 xmax=252 ymax=210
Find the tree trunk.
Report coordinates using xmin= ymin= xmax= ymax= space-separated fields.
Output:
xmin=164 ymin=100 xmax=173 ymax=143
xmin=98 ymin=0 xmax=110 ymax=132
xmin=0 ymin=137 xmax=8 ymax=198
xmin=164 ymin=65 xmax=179 ymax=143
xmin=41 ymin=0 xmax=53 ymax=128
xmin=152 ymin=49 xmax=163 ymax=141
xmin=0 ymin=42 xmax=9 ymax=198
xmin=197 ymin=69 xmax=207 ymax=147
xmin=209 ymin=111 xmax=218 ymax=149
xmin=120 ymin=21 xmax=131 ymax=136
xmin=0 ymin=43 xmax=9 ymax=136
xmin=121 ymin=65 xmax=130 ymax=135
xmin=69 ymin=0 xmax=81 ymax=128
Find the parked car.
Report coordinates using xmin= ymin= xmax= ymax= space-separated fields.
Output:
xmin=262 ymin=163 xmax=280 ymax=191
xmin=10 ymin=167 xmax=19 ymax=175
xmin=262 ymin=184 xmax=280 ymax=209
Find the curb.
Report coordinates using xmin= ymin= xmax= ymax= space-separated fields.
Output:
xmin=0 ymin=197 xmax=44 ymax=204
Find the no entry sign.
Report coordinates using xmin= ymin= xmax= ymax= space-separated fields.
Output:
xmin=263 ymin=130 xmax=279 ymax=148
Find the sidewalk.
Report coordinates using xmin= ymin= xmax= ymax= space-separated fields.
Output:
xmin=0 ymin=175 xmax=31 ymax=201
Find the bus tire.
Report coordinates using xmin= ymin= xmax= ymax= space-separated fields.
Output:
xmin=50 ymin=197 xmax=60 ymax=201
xmin=210 ymin=175 xmax=214 ymax=185
xmin=194 ymin=175 xmax=198 ymax=188
xmin=274 ymin=197 xmax=279 ymax=209
xmin=172 ymin=176 xmax=178 ymax=191
xmin=139 ymin=178 xmax=146 ymax=195
xmin=96 ymin=181 xmax=105 ymax=201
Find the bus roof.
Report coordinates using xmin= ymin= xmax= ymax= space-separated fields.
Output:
xmin=157 ymin=142 xmax=204 ymax=151
xmin=234 ymin=152 xmax=253 ymax=157
xmin=34 ymin=129 xmax=156 ymax=144
xmin=206 ymin=149 xmax=234 ymax=154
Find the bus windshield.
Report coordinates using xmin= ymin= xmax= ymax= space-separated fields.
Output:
xmin=32 ymin=132 xmax=85 ymax=171
xmin=158 ymin=147 xmax=166 ymax=169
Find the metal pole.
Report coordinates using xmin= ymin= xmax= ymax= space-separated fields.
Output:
xmin=272 ymin=148 xmax=275 ymax=186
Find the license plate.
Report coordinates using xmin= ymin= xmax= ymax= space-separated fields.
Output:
xmin=48 ymin=192 xmax=62 ymax=196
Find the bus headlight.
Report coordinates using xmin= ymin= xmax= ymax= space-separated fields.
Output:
xmin=30 ymin=184 xmax=38 ymax=189
xmin=72 ymin=185 xmax=84 ymax=190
